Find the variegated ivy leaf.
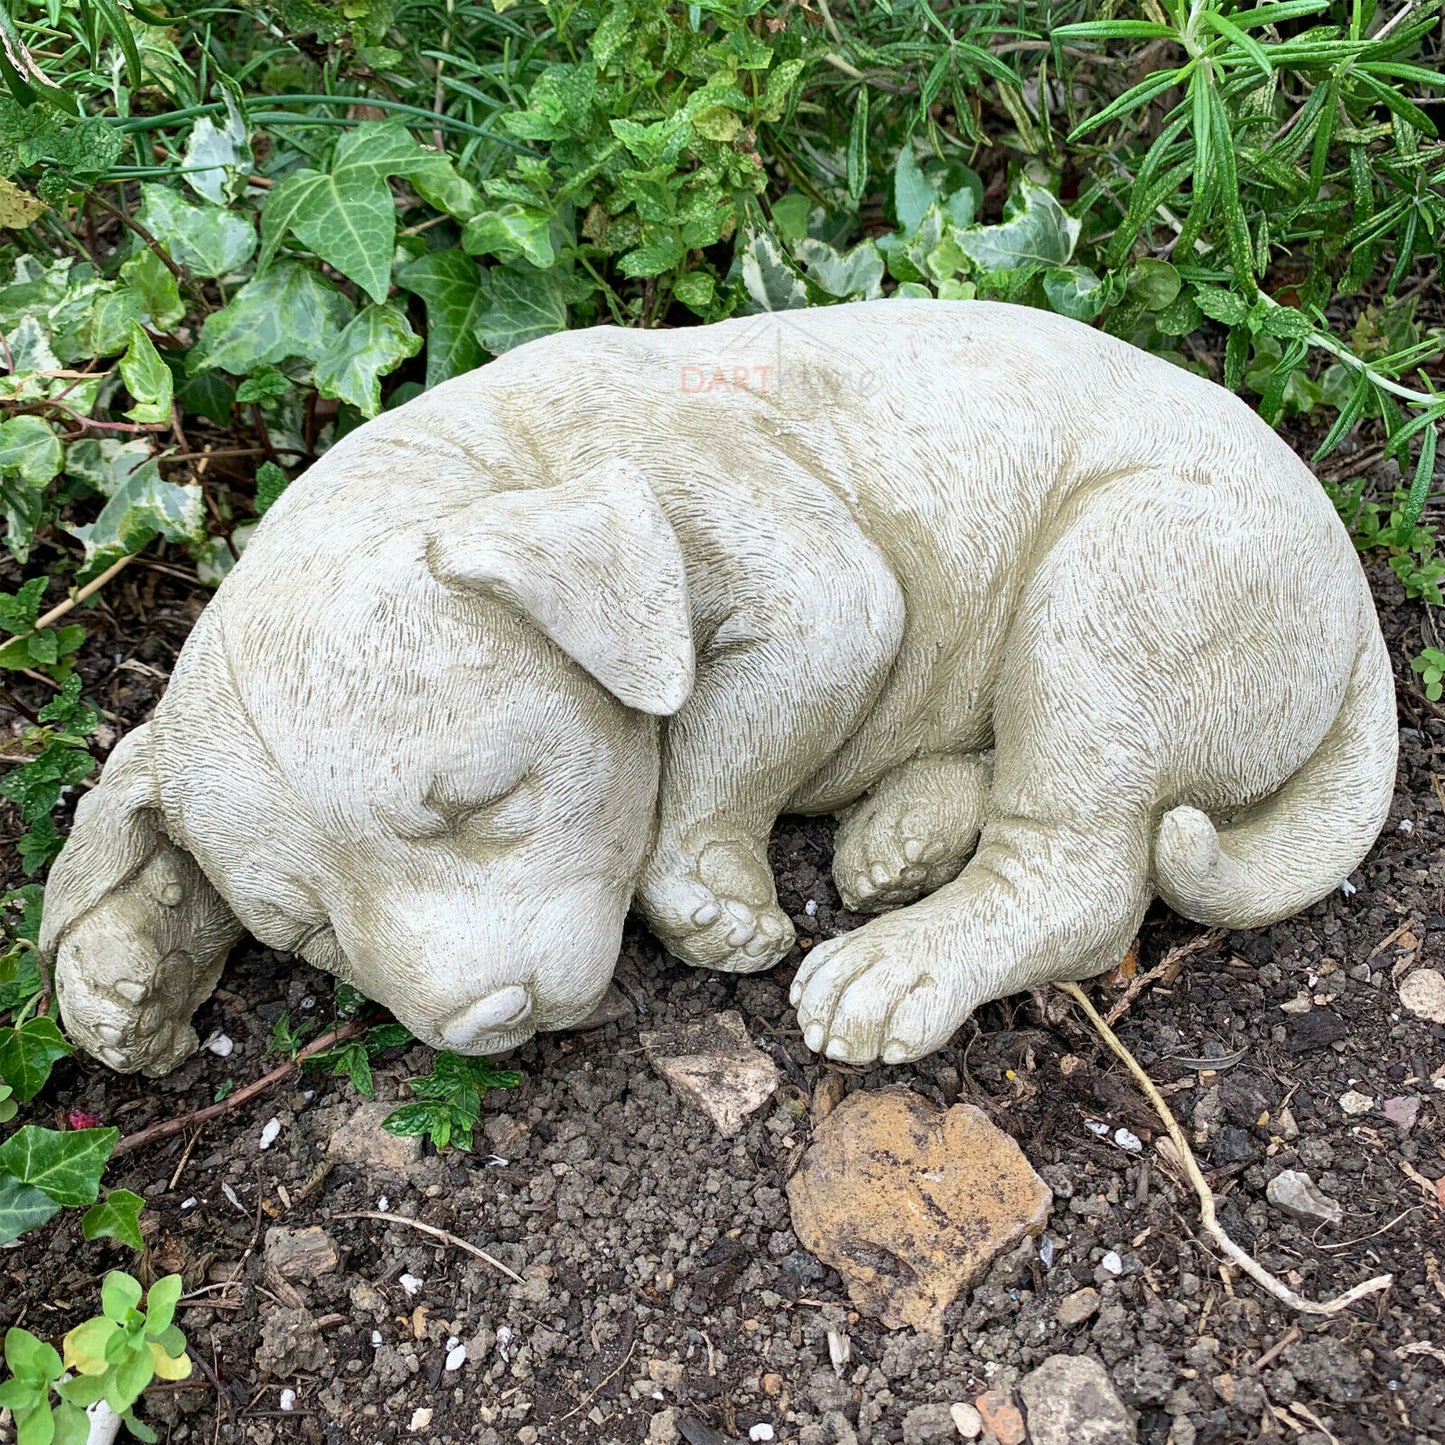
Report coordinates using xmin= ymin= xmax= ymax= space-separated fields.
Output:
xmin=183 ymin=88 xmax=252 ymax=205
xmin=0 ymin=415 xmax=63 ymax=486
xmin=740 ymin=231 xmax=808 ymax=313
xmin=188 ymin=262 xmax=356 ymax=376
xmin=794 ymin=237 xmax=885 ymax=301
xmin=313 ymin=302 xmax=423 ymax=418
xmin=955 ymin=181 xmax=1080 ymax=285
xmin=136 ymin=183 xmax=256 ymax=279
xmin=67 ymin=444 xmax=206 ymax=580
xmin=120 ymin=322 xmax=174 ymax=425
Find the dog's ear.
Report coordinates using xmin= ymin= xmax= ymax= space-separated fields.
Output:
xmin=428 ymin=461 xmax=695 ymax=716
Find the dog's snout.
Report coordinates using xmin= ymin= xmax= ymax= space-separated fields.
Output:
xmin=439 ymin=985 xmax=533 ymax=1050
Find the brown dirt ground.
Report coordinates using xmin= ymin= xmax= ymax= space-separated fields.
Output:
xmin=2 ymin=448 xmax=1444 ymax=1445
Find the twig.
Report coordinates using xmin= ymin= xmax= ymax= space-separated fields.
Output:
xmin=88 ymin=189 xmax=188 ymax=286
xmin=111 ymin=1018 xmax=372 ymax=1157
xmin=554 ymin=1341 xmax=636 ymax=1425
xmin=1253 ymin=1326 xmax=1301 ymax=1370
xmin=1058 ymin=981 xmax=1394 ymax=1316
xmin=1105 ymin=927 xmax=1225 ymax=1026
xmin=331 ymin=1211 xmax=526 ymax=1286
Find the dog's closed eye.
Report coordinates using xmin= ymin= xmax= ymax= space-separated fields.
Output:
xmin=415 ymin=773 xmax=536 ymax=841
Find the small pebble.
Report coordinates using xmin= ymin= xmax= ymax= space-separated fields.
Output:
xmin=1339 ymin=878 xmax=1357 ymax=896
xmin=399 ymin=1273 xmax=423 ymax=1296
xmin=203 ymin=1032 xmax=234 ymax=1058
xmin=950 ymin=1401 xmax=983 ymax=1438
xmin=409 ymin=1408 xmax=432 ymax=1433
xmin=445 ymin=1342 xmax=467 ymax=1372
xmin=1100 ymin=1251 xmax=1123 ymax=1275
xmin=1398 ymin=818 xmax=1414 ymax=833
xmin=1084 ymin=1118 xmax=1109 ymax=1137
xmin=258 ymin=1118 xmax=281 ymax=1150
xmin=181 ymin=1197 xmax=197 ymax=1210
xmin=749 ymin=1427 xmax=774 ymax=1443
xmin=371 ymin=1330 xmax=382 ymax=1346
xmin=278 ymin=1389 xmax=295 ymax=1412
xmin=1037 ymin=1235 xmax=1055 ymax=1269
xmin=1113 ymin=1127 xmax=1142 ymax=1152
xmin=377 ymin=1195 xmax=389 ymax=1212
xmin=1338 ymin=1089 xmax=1373 ymax=1116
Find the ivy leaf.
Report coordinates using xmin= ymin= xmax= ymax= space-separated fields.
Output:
xmin=894 ymin=147 xmax=936 ymax=235
xmin=461 ymin=205 xmax=555 ymax=268
xmin=1042 ymin=264 xmax=1108 ymax=322
xmin=135 ymin=184 xmax=255 ymax=278
xmin=0 ymin=1124 xmax=118 ymax=1207
xmin=0 ymin=1015 xmax=72 ymax=1102
xmin=0 ymin=1174 xmax=58 ymax=1245
xmin=313 ymin=303 xmax=423 ymax=418
xmin=794 ymin=237 xmax=884 ymax=300
xmin=91 ymin=250 xmax=185 ymax=358
xmin=120 ymin=323 xmax=173 ymax=425
xmin=740 ymin=230 xmax=809 ymax=312
xmin=396 ymin=250 xmax=488 ymax=386
xmin=81 ymin=1189 xmax=145 ymax=1251
xmin=188 ymin=262 xmax=355 ymax=375
xmin=67 ymin=450 xmax=206 ymax=579
xmin=0 ymin=416 xmax=62 ymax=486
xmin=183 ymin=89 xmax=251 ymax=205
xmin=956 ymin=181 xmax=1080 ymax=282
xmin=472 ymin=264 xmax=568 ymax=353
xmin=259 ymin=122 xmax=443 ymax=304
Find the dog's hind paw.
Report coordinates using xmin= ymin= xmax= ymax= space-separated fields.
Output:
xmin=640 ymin=835 xmax=794 ymax=974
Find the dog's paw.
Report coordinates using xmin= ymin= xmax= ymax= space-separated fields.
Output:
xmin=833 ymin=797 xmax=974 ymax=913
xmin=641 ymin=836 xmax=794 ymax=974
xmin=789 ymin=919 xmax=966 ymax=1064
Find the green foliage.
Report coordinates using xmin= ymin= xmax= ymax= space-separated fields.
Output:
xmin=1412 ymin=647 xmax=1445 ymax=701
xmin=0 ymin=676 xmax=99 ymax=873
xmin=307 ymin=1020 xmax=412 ymax=1100
xmin=0 ymin=1272 xmax=192 ymax=1443
xmin=383 ymin=1051 xmax=522 ymax=1153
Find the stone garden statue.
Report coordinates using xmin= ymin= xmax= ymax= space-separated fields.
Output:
xmin=40 ymin=301 xmax=1397 ymax=1075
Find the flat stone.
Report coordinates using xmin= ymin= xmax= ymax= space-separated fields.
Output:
xmin=1057 ymin=1286 xmax=1101 ymax=1326
xmin=1338 ymin=1089 xmax=1373 ymax=1116
xmin=1285 ymin=1009 xmax=1348 ymax=1052
xmin=785 ymin=1087 xmax=1051 ymax=1332
xmin=1265 ymin=1169 xmax=1342 ymax=1227
xmin=950 ymin=1402 xmax=983 ymax=1438
xmin=1399 ymin=968 xmax=1445 ymax=1024
xmin=1020 ymin=1355 xmax=1137 ymax=1445
xmin=1382 ymin=1094 xmax=1420 ymax=1131
xmin=327 ymin=1100 xmax=422 ymax=1175
xmin=264 ymin=1225 xmax=340 ymax=1283
xmin=641 ymin=1010 xmax=778 ymax=1138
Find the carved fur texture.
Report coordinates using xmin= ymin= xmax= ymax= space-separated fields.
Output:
xmin=39 ymin=301 xmax=1397 ymax=1074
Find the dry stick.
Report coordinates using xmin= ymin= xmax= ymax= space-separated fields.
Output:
xmin=332 ymin=1211 xmax=526 ymax=1286
xmin=1105 ymin=927 xmax=1226 ymax=1026
xmin=112 ymin=1018 xmax=371 ymax=1158
xmin=1058 ymin=981 xmax=1394 ymax=1317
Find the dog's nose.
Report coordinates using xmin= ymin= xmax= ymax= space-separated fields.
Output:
xmin=439 ymin=986 xmax=533 ymax=1050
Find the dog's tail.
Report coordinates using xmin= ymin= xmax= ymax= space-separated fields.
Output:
xmin=1153 ymin=575 xmax=1397 ymax=929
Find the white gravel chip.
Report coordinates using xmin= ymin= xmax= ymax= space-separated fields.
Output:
xmin=202 ymin=1032 xmax=234 ymax=1057
xmin=258 ymin=1117 xmax=281 ymax=1150
xmin=409 ymin=1408 xmax=432 ymax=1433
xmin=278 ymin=1390 xmax=296 ymax=1412
xmin=1113 ymin=1127 xmax=1142 ymax=1152
xmin=399 ymin=1273 xmax=424 ymax=1296
xmin=1100 ymin=1250 xmax=1123 ymax=1275
xmin=749 ymin=1427 xmax=775 ymax=1442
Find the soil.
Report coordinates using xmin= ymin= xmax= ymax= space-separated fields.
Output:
xmin=2 ymin=449 xmax=1444 ymax=1445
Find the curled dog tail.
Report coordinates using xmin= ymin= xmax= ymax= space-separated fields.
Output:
xmin=1153 ymin=581 xmax=1398 ymax=930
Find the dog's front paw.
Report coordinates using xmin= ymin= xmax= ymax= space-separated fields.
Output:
xmin=640 ymin=836 xmax=794 ymax=974
xmin=789 ymin=917 xmax=967 ymax=1064
xmin=55 ymin=927 xmax=203 ymax=1076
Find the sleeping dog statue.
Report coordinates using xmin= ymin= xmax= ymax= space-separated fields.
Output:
xmin=40 ymin=300 xmax=1398 ymax=1076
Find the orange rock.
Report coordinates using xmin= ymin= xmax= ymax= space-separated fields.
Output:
xmin=976 ymin=1388 xmax=1026 ymax=1445
xmin=785 ymin=1087 xmax=1052 ymax=1331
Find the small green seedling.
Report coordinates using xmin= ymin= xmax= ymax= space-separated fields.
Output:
xmin=1412 ymin=647 xmax=1445 ymax=702
xmin=0 ymin=1271 xmax=188 ymax=1444
xmin=383 ymin=1051 xmax=521 ymax=1152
